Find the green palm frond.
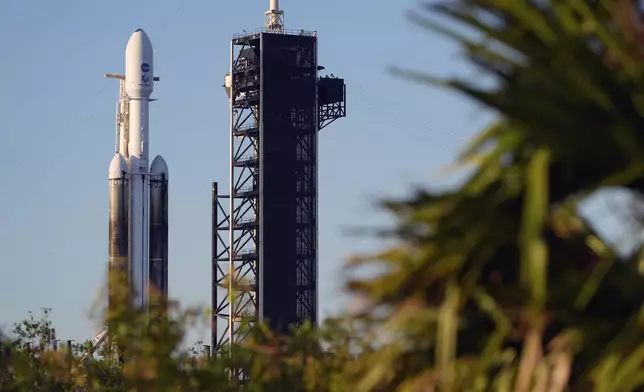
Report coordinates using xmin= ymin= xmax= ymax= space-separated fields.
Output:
xmin=349 ymin=1 xmax=644 ymax=390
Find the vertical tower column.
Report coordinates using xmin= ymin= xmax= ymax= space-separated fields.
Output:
xmin=265 ymin=0 xmax=284 ymax=31
xmin=259 ymin=32 xmax=318 ymax=332
xmin=213 ymin=35 xmax=262 ymax=356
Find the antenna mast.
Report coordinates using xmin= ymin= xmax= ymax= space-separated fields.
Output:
xmin=265 ymin=0 xmax=284 ymax=32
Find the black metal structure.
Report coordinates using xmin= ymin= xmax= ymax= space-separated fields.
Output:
xmin=212 ymin=28 xmax=346 ymax=356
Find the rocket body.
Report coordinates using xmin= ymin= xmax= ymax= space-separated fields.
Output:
xmin=126 ymin=29 xmax=154 ymax=310
xmin=107 ymin=29 xmax=168 ymax=318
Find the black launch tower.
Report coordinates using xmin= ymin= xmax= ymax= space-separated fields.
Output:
xmin=211 ymin=11 xmax=346 ymax=355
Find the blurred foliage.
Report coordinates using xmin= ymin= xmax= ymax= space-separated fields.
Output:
xmin=0 ymin=270 xmax=362 ymax=391
xmin=5 ymin=0 xmax=644 ymax=390
xmin=348 ymin=0 xmax=644 ymax=390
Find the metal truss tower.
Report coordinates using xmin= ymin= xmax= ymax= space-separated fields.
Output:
xmin=211 ymin=22 xmax=346 ymax=356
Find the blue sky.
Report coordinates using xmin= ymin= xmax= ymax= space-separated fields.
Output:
xmin=0 ymin=0 xmax=499 ymax=344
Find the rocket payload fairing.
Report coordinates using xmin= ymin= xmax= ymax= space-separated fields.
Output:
xmin=108 ymin=29 xmax=168 ymax=315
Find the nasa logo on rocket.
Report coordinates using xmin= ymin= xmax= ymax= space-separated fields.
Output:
xmin=140 ymin=62 xmax=151 ymax=86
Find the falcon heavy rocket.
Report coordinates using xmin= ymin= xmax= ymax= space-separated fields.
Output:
xmin=107 ymin=29 xmax=168 ymax=316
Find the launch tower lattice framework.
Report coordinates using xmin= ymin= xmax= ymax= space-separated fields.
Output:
xmin=211 ymin=4 xmax=346 ymax=357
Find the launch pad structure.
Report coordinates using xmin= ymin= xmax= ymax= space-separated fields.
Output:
xmin=211 ymin=0 xmax=347 ymax=355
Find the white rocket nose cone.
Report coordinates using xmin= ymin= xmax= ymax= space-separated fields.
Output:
xmin=109 ymin=153 xmax=128 ymax=179
xmin=128 ymin=28 xmax=151 ymax=44
xmin=125 ymin=28 xmax=154 ymax=98
xmin=150 ymin=155 xmax=169 ymax=179
xmin=126 ymin=29 xmax=152 ymax=54
xmin=126 ymin=29 xmax=153 ymax=62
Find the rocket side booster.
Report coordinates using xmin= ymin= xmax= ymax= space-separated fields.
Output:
xmin=108 ymin=154 xmax=129 ymax=307
xmin=149 ymin=155 xmax=169 ymax=313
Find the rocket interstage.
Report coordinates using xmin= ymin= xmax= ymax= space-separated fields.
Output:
xmin=107 ymin=28 xmax=169 ymax=318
